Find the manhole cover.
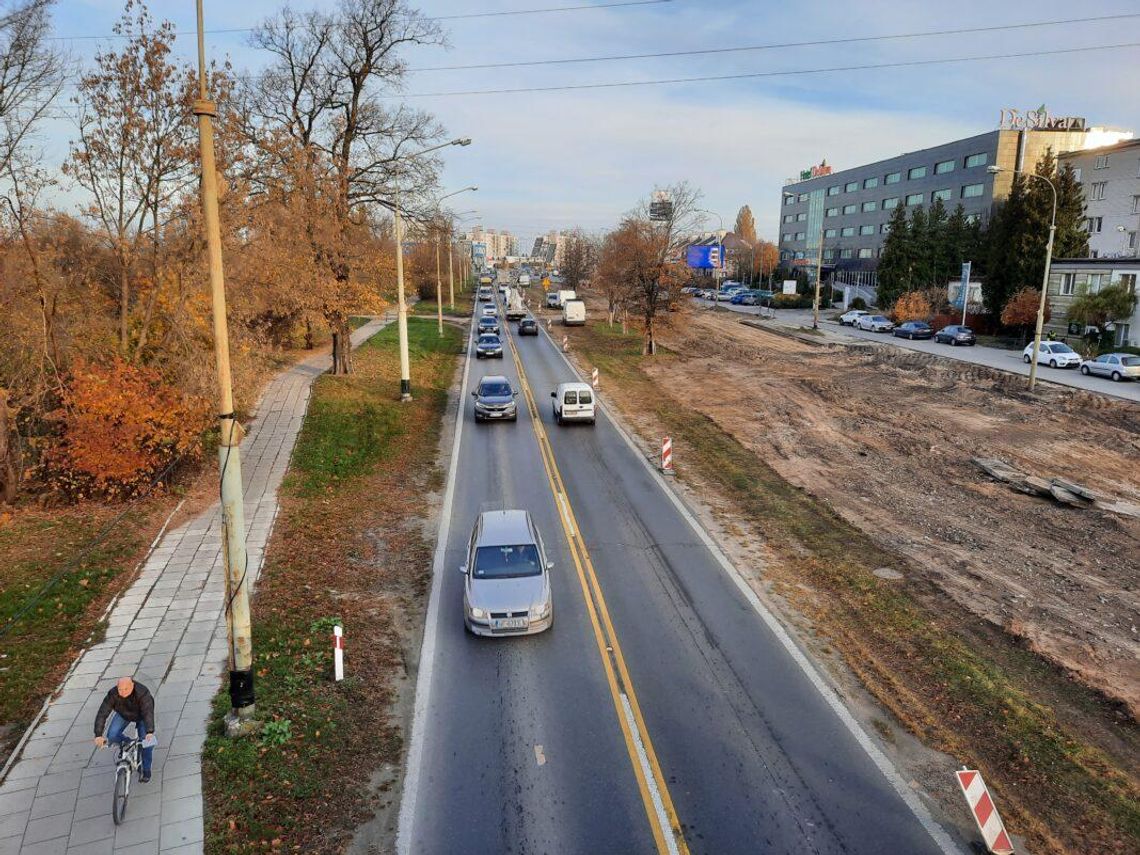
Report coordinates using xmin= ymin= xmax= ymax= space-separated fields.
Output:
xmin=873 ymin=567 xmax=904 ymax=580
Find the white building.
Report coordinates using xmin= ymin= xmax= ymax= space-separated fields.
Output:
xmin=462 ymin=227 xmax=518 ymax=262
xmin=1061 ymin=138 xmax=1140 ymax=259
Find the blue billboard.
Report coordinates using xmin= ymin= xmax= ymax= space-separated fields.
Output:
xmin=686 ymin=244 xmax=722 ymax=269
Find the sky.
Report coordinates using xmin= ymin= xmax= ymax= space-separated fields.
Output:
xmin=36 ymin=0 xmax=1140 ymax=250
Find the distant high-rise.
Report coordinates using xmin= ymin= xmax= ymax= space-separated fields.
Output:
xmin=462 ymin=226 xmax=518 ymax=262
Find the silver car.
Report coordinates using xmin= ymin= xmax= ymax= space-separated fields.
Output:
xmin=1080 ymin=352 xmax=1140 ymax=381
xmin=461 ymin=510 xmax=553 ymax=636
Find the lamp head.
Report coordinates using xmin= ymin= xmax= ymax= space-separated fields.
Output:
xmin=986 ymin=165 xmax=1002 ymax=174
xmin=454 ymin=137 xmax=472 ymax=147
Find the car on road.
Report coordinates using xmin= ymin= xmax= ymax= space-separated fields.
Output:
xmin=477 ymin=286 xmax=493 ymax=302
xmin=839 ymin=309 xmax=869 ymax=326
xmin=471 ymin=375 xmax=517 ymax=422
xmin=546 ymin=292 xmax=560 ymax=308
xmin=475 ymin=333 xmax=503 ymax=359
xmin=741 ymin=289 xmax=775 ymax=305
xmin=461 ymin=510 xmax=553 ymax=637
xmin=477 ymin=316 xmax=500 ymax=336
xmin=518 ymin=317 xmax=539 ymax=336
xmin=551 ymin=382 xmax=595 ymax=425
xmin=1024 ymin=341 xmax=1081 ymax=369
xmin=855 ymin=314 xmax=894 ymax=333
xmin=892 ymin=321 xmax=933 ymax=340
xmin=934 ymin=324 xmax=976 ymax=346
xmin=1080 ymin=352 xmax=1140 ymax=381
xmin=480 ymin=304 xmax=497 ymax=317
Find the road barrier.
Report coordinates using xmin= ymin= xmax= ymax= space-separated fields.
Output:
xmin=562 ymin=335 xmax=569 ymax=353
xmin=661 ymin=436 xmax=673 ymax=474
xmin=333 ymin=625 xmax=344 ymax=682
xmin=956 ymin=768 xmax=1013 ymax=854
xmin=591 ymin=367 xmax=599 ymax=389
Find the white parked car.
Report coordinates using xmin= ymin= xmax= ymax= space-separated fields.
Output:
xmin=1080 ymin=352 xmax=1140 ymax=381
xmin=839 ymin=309 xmax=869 ymax=326
xmin=1023 ymin=341 xmax=1081 ymax=369
xmin=855 ymin=314 xmax=894 ymax=332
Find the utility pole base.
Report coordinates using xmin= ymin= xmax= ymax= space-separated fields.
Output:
xmin=223 ymin=708 xmax=262 ymax=738
xmin=400 ymin=379 xmax=412 ymax=402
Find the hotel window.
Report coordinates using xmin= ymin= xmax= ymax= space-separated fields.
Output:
xmin=827 ymin=185 xmax=841 ymax=196
xmin=840 ymin=248 xmax=854 ymax=259
xmin=826 ymin=207 xmax=839 ymax=217
xmin=1059 ymin=273 xmax=1075 ymax=295
xmin=908 ymin=166 xmax=927 ymax=180
xmin=1094 ymin=154 xmax=1109 ymax=169
xmin=823 ymin=248 xmax=835 ymax=260
xmin=783 ymin=214 xmax=794 ymax=223
xmin=1120 ymin=273 xmax=1137 ymax=290
xmin=859 ymin=225 xmax=874 ymax=236
xmin=845 ymin=181 xmax=858 ymax=192
xmin=964 ymin=152 xmax=988 ymax=168
xmin=961 ymin=183 xmax=984 ymax=199
xmin=781 ymin=233 xmax=792 ymax=242
xmin=935 ymin=160 xmax=955 ymax=174
xmin=857 ymin=248 xmax=873 ymax=259
xmin=884 ymin=171 xmax=901 ymax=184
xmin=1072 ymin=167 xmax=1081 ymax=182
xmin=798 ymin=193 xmax=809 ymax=202
xmin=796 ymin=212 xmax=807 ymax=221
xmin=881 ymin=222 xmax=891 ymax=234
xmin=1089 ymin=273 xmax=1110 ymax=291
xmin=784 ymin=195 xmax=795 ymax=205
xmin=843 ymin=204 xmax=857 ymax=214
xmin=795 ymin=232 xmax=806 ymax=240
xmin=1090 ymin=182 xmax=1107 ymax=201
xmin=1128 ymin=232 xmax=1137 ymax=250
xmin=824 ymin=228 xmax=838 ymax=237
xmin=841 ymin=226 xmax=855 ymax=237
xmin=932 ymin=189 xmax=952 ymax=202
xmin=794 ymin=251 xmax=805 ymax=260
xmin=906 ymin=193 xmax=923 ymax=206
xmin=1132 ymin=195 xmax=1140 ymax=214
xmin=864 ymin=177 xmax=879 ymax=189
xmin=861 ymin=201 xmax=877 ymax=212
xmin=883 ymin=196 xmax=899 ymax=209
xmin=1086 ymin=216 xmax=1103 ymax=233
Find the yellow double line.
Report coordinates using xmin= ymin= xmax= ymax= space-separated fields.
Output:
xmin=505 ymin=327 xmax=689 ymax=855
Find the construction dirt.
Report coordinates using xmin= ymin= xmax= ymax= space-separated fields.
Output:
xmin=653 ymin=312 xmax=1140 ymax=717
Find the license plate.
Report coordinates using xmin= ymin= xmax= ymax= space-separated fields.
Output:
xmin=493 ymin=617 xmax=528 ymax=630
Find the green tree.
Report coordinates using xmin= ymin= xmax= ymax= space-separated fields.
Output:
xmin=876 ymin=204 xmax=911 ymax=307
xmin=1067 ymin=281 xmax=1138 ymax=337
xmin=983 ymin=173 xmax=1030 ymax=314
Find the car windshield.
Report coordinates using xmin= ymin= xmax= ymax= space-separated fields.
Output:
xmin=1046 ymin=343 xmax=1075 ymax=353
xmin=473 ymin=544 xmax=542 ymax=578
xmin=479 ymin=382 xmax=512 ymax=397
xmin=478 ymin=335 xmax=499 ymax=345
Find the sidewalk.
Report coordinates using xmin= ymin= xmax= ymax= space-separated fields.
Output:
xmin=0 ymin=316 xmax=390 ymax=855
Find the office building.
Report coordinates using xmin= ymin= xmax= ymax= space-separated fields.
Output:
xmin=1059 ymin=138 xmax=1140 ymax=259
xmin=462 ymin=226 xmax=518 ymax=263
xmin=778 ymin=117 xmax=1132 ymax=285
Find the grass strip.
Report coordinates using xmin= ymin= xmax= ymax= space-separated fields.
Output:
xmin=201 ymin=317 xmax=461 ymax=853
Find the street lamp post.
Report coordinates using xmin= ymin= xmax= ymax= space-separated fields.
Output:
xmin=433 ymin=187 xmax=477 ymax=332
xmin=696 ymin=209 xmax=725 ymax=309
xmin=392 ymin=138 xmax=471 ymax=400
xmin=989 ymin=165 xmax=1057 ymax=391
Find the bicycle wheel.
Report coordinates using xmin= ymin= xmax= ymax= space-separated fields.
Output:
xmin=112 ymin=766 xmax=130 ymax=825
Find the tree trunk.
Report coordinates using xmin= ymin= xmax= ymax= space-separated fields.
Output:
xmin=339 ymin=316 xmax=353 ymax=374
xmin=0 ymin=389 xmax=18 ymax=504
xmin=119 ymin=258 xmax=130 ymax=354
xmin=304 ymin=317 xmax=314 ymax=350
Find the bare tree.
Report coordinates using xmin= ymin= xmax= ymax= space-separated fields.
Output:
xmin=0 ymin=0 xmax=64 ymax=179
xmin=559 ymin=228 xmax=598 ymax=295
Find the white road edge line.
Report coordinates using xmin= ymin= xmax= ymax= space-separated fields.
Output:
xmin=620 ymin=692 xmax=681 ymax=855
xmin=395 ymin=310 xmax=476 ymax=855
xmin=539 ymin=322 xmax=962 ymax=855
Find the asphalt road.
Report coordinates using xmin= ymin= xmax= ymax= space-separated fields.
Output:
xmin=691 ymin=298 xmax=1140 ymax=404
xmin=400 ymin=298 xmax=962 ymax=854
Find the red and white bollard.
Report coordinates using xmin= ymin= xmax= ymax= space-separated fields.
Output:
xmin=956 ymin=768 xmax=1014 ymax=854
xmin=333 ymin=625 xmax=344 ymax=682
xmin=562 ymin=335 xmax=569 ymax=353
xmin=546 ymin=318 xmax=552 ymax=331
xmin=591 ymin=367 xmax=599 ymax=389
xmin=661 ymin=436 xmax=673 ymax=474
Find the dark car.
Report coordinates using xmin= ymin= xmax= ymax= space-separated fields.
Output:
xmin=934 ymin=325 xmax=976 ymax=346
xmin=472 ymin=375 xmax=518 ymax=422
xmin=475 ymin=333 xmax=503 ymax=359
xmin=518 ymin=317 xmax=539 ymax=336
xmin=893 ymin=321 xmax=933 ymax=340
xmin=477 ymin=315 xmax=500 ymax=336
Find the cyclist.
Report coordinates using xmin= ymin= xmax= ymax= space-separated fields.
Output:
xmin=93 ymin=677 xmax=156 ymax=783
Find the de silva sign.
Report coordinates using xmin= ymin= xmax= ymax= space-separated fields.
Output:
xmin=999 ymin=105 xmax=1086 ymax=132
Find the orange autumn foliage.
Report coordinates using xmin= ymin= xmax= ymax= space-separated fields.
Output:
xmin=890 ymin=291 xmax=933 ymax=322
xmin=40 ymin=358 xmax=210 ymax=499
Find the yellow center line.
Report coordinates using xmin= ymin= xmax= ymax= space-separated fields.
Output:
xmin=504 ymin=322 xmax=689 ymax=855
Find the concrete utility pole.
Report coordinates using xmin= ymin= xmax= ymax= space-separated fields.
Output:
xmin=447 ymin=238 xmax=455 ymax=310
xmin=193 ymin=0 xmax=254 ymax=724
xmin=433 ymin=189 xmax=476 ymax=321
xmin=434 ymin=230 xmax=444 ymax=337
xmin=392 ymin=139 xmax=471 ymax=401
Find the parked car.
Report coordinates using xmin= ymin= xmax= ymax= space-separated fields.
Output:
xmin=892 ymin=321 xmax=933 ymax=340
xmin=1080 ymin=352 xmax=1140 ymax=381
xmin=477 ymin=315 xmax=500 ymax=336
xmin=855 ymin=314 xmax=894 ymax=332
xmin=562 ymin=299 xmax=586 ymax=326
xmin=546 ymin=292 xmax=561 ymax=308
xmin=681 ymin=285 xmax=700 ymax=295
xmin=471 ymin=375 xmax=517 ymax=422
xmin=729 ymin=289 xmax=753 ymax=305
xmin=475 ymin=333 xmax=503 ymax=359
xmin=934 ymin=325 xmax=976 ymax=346
xmin=839 ymin=309 xmax=869 ymax=326
xmin=518 ymin=317 xmax=539 ymax=336
xmin=460 ymin=510 xmax=553 ymax=636
xmin=1023 ymin=341 xmax=1081 ymax=369
xmin=551 ymin=382 xmax=596 ymax=425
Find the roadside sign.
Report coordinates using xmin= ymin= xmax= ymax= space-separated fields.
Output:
xmin=782 ymin=280 xmax=797 ymax=295
xmin=661 ymin=437 xmax=673 ymax=473
xmin=956 ymin=769 xmax=1014 ymax=854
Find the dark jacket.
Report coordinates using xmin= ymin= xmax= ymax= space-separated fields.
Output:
xmin=94 ymin=682 xmax=155 ymax=736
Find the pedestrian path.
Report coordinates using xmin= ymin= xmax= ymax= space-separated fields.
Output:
xmin=0 ymin=317 xmax=391 ymax=855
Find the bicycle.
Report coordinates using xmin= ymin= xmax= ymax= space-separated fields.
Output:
xmin=109 ymin=734 xmax=141 ymax=825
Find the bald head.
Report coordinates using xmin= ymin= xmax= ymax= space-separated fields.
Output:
xmin=116 ymin=677 xmax=135 ymax=698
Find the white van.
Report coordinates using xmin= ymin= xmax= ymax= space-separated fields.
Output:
xmin=518 ymin=274 xmax=531 ymax=287
xmin=551 ymin=382 xmax=595 ymax=425
xmin=562 ymin=299 xmax=586 ymax=326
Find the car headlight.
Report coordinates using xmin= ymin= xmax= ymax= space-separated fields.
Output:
xmin=469 ymin=606 xmax=487 ymax=620
xmin=533 ymin=600 xmax=551 ymax=619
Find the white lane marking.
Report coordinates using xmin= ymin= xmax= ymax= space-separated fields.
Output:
xmin=537 ymin=324 xmax=961 ymax=855
xmin=556 ymin=492 xmax=576 ymax=538
xmin=620 ymin=693 xmax=681 ymax=855
xmin=396 ymin=311 xmax=476 ymax=855
xmin=534 ymin=744 xmax=546 ymax=767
